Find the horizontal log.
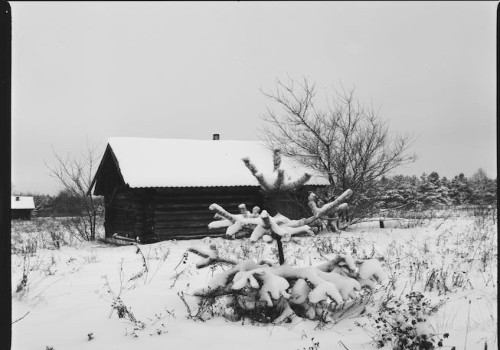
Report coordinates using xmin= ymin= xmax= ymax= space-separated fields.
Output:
xmin=135 ymin=188 xmax=260 ymax=197
xmin=112 ymin=217 xmax=135 ymax=223
xmin=136 ymin=195 xmax=262 ymax=205
xmin=107 ymin=227 xmax=228 ymax=241
xmin=152 ymin=221 xmax=209 ymax=229
xmin=134 ymin=189 xmax=259 ymax=196
xmin=111 ymin=220 xmax=216 ymax=230
xmin=109 ymin=202 xmax=259 ymax=213
xmin=154 ymin=210 xmax=214 ymax=220
xmin=155 ymin=232 xmax=226 ymax=241
xmin=115 ymin=195 xmax=134 ymax=201
xmin=107 ymin=200 xmax=132 ymax=206
xmin=115 ymin=221 xmax=140 ymax=227
xmin=112 ymin=210 xmax=136 ymax=216
xmin=110 ymin=222 xmax=208 ymax=231
xmin=106 ymin=206 xmax=134 ymax=212
xmin=151 ymin=209 xmax=213 ymax=216
xmin=152 ymin=219 xmax=212 ymax=226
xmin=112 ymin=211 xmax=145 ymax=218
xmin=112 ymin=202 xmax=134 ymax=207
xmin=153 ymin=227 xmax=213 ymax=236
xmin=112 ymin=222 xmax=135 ymax=228
xmin=110 ymin=208 xmax=212 ymax=217
xmin=110 ymin=195 xmax=261 ymax=206
xmin=154 ymin=201 xmax=260 ymax=211
xmin=126 ymin=190 xmax=259 ymax=199
xmin=152 ymin=216 xmax=209 ymax=223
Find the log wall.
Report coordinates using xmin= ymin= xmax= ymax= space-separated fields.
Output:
xmin=104 ymin=185 xmax=324 ymax=242
xmin=11 ymin=209 xmax=32 ymax=220
xmin=105 ymin=186 xmax=264 ymax=241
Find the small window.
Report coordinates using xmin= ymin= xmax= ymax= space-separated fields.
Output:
xmin=15 ymin=196 xmax=20 ymax=201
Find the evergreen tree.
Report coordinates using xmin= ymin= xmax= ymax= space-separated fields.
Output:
xmin=417 ymin=172 xmax=451 ymax=207
xmin=470 ymin=169 xmax=497 ymax=205
xmin=449 ymin=173 xmax=472 ymax=205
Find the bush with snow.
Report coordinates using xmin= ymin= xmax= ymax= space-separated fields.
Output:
xmin=185 ymin=245 xmax=386 ymax=324
xmin=359 ymin=291 xmax=452 ymax=350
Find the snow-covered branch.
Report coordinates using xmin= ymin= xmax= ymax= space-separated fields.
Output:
xmin=303 ymin=189 xmax=352 ymax=225
xmin=242 ymin=149 xmax=311 ymax=193
xmin=208 ymin=205 xmax=314 ymax=243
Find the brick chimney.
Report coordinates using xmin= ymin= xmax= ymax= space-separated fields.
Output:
xmin=213 ymin=134 xmax=220 ymax=140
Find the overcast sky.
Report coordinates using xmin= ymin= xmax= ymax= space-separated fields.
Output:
xmin=11 ymin=1 xmax=497 ymax=195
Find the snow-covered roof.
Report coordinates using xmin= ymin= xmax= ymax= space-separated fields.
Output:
xmin=11 ymin=196 xmax=35 ymax=210
xmin=107 ymin=137 xmax=330 ymax=188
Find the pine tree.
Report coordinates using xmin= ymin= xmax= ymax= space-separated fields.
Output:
xmin=417 ymin=172 xmax=451 ymax=207
xmin=470 ymin=168 xmax=496 ymax=205
xmin=449 ymin=173 xmax=472 ymax=205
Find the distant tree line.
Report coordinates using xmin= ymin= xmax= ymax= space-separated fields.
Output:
xmin=12 ymin=189 xmax=104 ymax=218
xmin=371 ymin=168 xmax=497 ymax=211
xmin=307 ymin=168 xmax=496 ymax=224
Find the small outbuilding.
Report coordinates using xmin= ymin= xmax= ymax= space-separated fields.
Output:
xmin=88 ymin=136 xmax=329 ymax=242
xmin=11 ymin=196 xmax=36 ymax=220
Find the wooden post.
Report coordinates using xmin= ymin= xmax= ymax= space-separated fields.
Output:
xmin=269 ymin=231 xmax=285 ymax=265
xmin=379 ymin=218 xmax=385 ymax=228
xmin=276 ymin=236 xmax=285 ymax=265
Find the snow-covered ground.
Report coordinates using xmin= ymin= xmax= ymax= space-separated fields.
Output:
xmin=11 ymin=214 xmax=497 ymax=350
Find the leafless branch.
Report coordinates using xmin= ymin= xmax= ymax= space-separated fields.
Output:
xmin=12 ymin=310 xmax=30 ymax=324
xmin=45 ymin=140 xmax=102 ymax=240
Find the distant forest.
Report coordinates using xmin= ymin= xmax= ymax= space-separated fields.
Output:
xmin=368 ymin=169 xmax=497 ymax=210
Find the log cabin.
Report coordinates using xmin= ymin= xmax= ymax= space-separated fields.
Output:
xmin=88 ymin=136 xmax=329 ymax=242
xmin=11 ymin=196 xmax=35 ymax=220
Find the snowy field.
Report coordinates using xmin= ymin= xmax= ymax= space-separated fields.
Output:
xmin=11 ymin=212 xmax=497 ymax=350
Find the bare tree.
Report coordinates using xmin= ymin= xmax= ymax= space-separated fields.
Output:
xmin=46 ymin=141 xmax=101 ymax=241
xmin=261 ymin=77 xmax=417 ymax=221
